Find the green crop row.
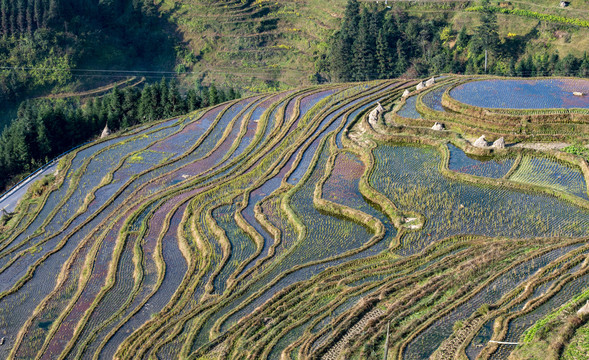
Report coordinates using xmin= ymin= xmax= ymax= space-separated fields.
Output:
xmin=466 ymin=6 xmax=589 ymax=28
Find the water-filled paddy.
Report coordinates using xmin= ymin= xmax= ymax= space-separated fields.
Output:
xmin=3 ymin=78 xmax=589 ymax=360
xmin=450 ymin=79 xmax=589 ymax=109
xmin=448 ymin=144 xmax=514 ymax=179
xmin=371 ymin=144 xmax=589 ymax=257
xmin=422 ymin=84 xmax=451 ymax=111
xmin=397 ymin=95 xmax=422 ymax=118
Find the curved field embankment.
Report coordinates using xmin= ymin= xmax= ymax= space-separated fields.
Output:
xmin=1 ymin=75 xmax=588 ymax=360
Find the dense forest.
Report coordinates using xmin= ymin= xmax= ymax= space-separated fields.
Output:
xmin=327 ymin=0 xmax=589 ymax=81
xmin=0 ymin=0 xmax=175 ymax=118
xmin=0 ymin=80 xmax=240 ymax=190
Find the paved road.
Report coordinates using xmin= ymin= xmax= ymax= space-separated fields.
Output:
xmin=0 ymin=163 xmax=58 ymax=213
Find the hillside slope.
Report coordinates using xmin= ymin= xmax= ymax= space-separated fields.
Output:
xmin=159 ymin=0 xmax=589 ymax=90
xmin=157 ymin=0 xmax=347 ymax=91
xmin=2 ymin=75 xmax=589 ymax=359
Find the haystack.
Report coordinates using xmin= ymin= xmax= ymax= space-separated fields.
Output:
xmin=375 ymin=102 xmax=385 ymax=114
xmin=425 ymin=77 xmax=435 ymax=87
xmin=473 ymin=135 xmax=489 ymax=148
xmin=368 ymin=103 xmax=385 ymax=126
xmin=416 ymin=81 xmax=425 ymax=91
xmin=493 ymin=137 xmax=505 ymax=149
xmin=578 ymin=300 xmax=589 ymax=316
xmin=402 ymin=89 xmax=410 ymax=98
xmin=101 ymin=123 xmax=111 ymax=139
xmin=431 ymin=122 xmax=444 ymax=131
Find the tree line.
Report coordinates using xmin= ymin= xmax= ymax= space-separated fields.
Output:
xmin=0 ymin=79 xmax=241 ymax=190
xmin=0 ymin=0 xmax=159 ymax=36
xmin=326 ymin=0 xmax=589 ymax=82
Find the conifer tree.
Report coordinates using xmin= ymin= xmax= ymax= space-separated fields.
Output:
xmin=186 ymin=88 xmax=201 ymax=112
xmin=394 ymin=39 xmax=408 ymax=76
xmin=376 ymin=29 xmax=389 ymax=79
xmin=579 ymin=53 xmax=589 ymax=77
xmin=9 ymin=0 xmax=16 ymax=34
xmin=208 ymin=84 xmax=218 ymax=106
xmin=33 ymin=0 xmax=42 ymax=29
xmin=352 ymin=8 xmax=376 ymax=81
xmin=200 ymin=86 xmax=209 ymax=107
xmin=330 ymin=0 xmax=360 ymax=81
xmin=227 ymin=88 xmax=236 ymax=101
xmin=47 ymin=0 xmax=59 ymax=26
xmin=166 ymin=79 xmax=182 ymax=116
xmin=159 ymin=78 xmax=169 ymax=117
xmin=16 ymin=0 xmax=26 ymax=34
xmin=26 ymin=0 xmax=34 ymax=34
xmin=470 ymin=0 xmax=499 ymax=57
xmin=0 ymin=0 xmax=8 ymax=34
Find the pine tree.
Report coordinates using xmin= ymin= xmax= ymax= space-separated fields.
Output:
xmin=159 ymin=78 xmax=169 ymax=117
xmin=16 ymin=0 xmax=26 ymax=34
xmin=470 ymin=0 xmax=499 ymax=57
xmin=47 ymin=0 xmax=59 ymax=27
xmin=217 ymin=88 xmax=226 ymax=104
xmin=208 ymin=84 xmax=218 ymax=106
xmin=376 ymin=29 xmax=389 ymax=79
xmin=122 ymin=89 xmax=136 ymax=125
xmin=394 ymin=39 xmax=408 ymax=76
xmin=200 ymin=86 xmax=209 ymax=107
xmin=508 ymin=57 xmax=516 ymax=77
xmin=456 ymin=27 xmax=468 ymax=50
xmin=9 ymin=0 xmax=16 ymax=34
xmin=108 ymin=86 xmax=124 ymax=129
xmin=227 ymin=87 xmax=236 ymax=101
xmin=26 ymin=0 xmax=34 ymax=34
xmin=515 ymin=58 xmax=525 ymax=77
xmin=33 ymin=0 xmax=42 ymax=29
xmin=138 ymin=85 xmax=154 ymax=122
xmin=151 ymin=82 xmax=162 ymax=119
xmin=186 ymin=88 xmax=201 ymax=112
xmin=166 ymin=79 xmax=181 ymax=116
xmin=330 ymin=0 xmax=360 ymax=81
xmin=579 ymin=52 xmax=589 ymax=77
xmin=525 ymin=55 xmax=535 ymax=77
xmin=0 ymin=0 xmax=8 ymax=34
xmin=353 ymin=8 xmax=376 ymax=81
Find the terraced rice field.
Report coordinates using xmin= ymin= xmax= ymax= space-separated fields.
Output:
xmin=448 ymin=144 xmax=515 ymax=179
xmin=397 ymin=96 xmax=422 ymax=119
xmin=450 ymin=79 xmax=589 ymax=110
xmin=1 ymin=75 xmax=589 ymax=360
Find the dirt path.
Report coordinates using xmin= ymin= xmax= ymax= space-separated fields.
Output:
xmin=511 ymin=142 xmax=569 ymax=151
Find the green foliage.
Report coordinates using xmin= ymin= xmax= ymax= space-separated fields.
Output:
xmin=466 ymin=5 xmax=589 ymax=29
xmin=328 ymin=3 xmax=589 ymax=80
xmin=563 ymin=144 xmax=589 ymax=160
xmin=452 ymin=319 xmax=464 ymax=332
xmin=563 ymin=322 xmax=589 ymax=360
xmin=0 ymin=79 xmax=241 ymax=190
xmin=0 ymin=0 xmax=177 ymax=124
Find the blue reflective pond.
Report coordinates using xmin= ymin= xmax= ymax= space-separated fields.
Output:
xmin=450 ymin=79 xmax=589 ymax=109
